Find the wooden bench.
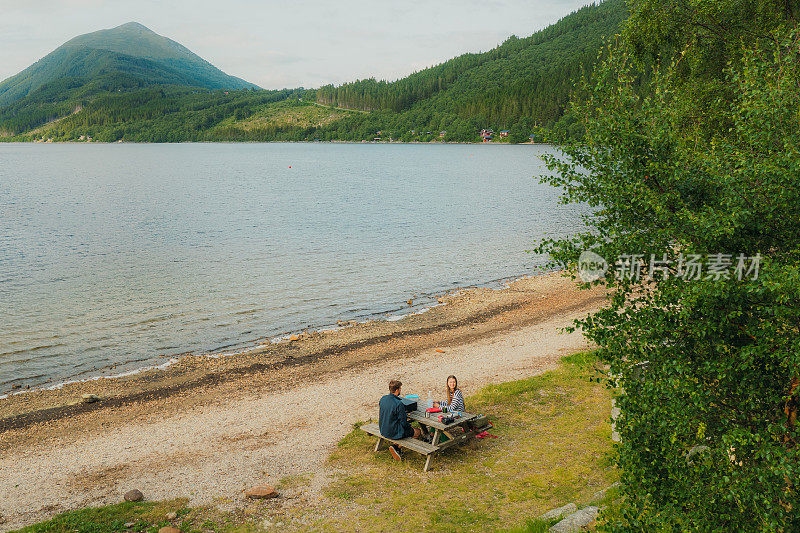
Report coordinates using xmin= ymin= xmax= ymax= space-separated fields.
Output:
xmin=360 ymin=422 xmax=439 ymax=471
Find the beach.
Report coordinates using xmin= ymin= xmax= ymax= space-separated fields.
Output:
xmin=0 ymin=272 xmax=605 ymax=530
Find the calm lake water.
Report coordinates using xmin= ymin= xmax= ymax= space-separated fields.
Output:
xmin=0 ymin=143 xmax=582 ymax=394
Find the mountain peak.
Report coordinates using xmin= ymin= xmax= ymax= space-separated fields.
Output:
xmin=0 ymin=22 xmax=258 ymax=106
xmin=116 ymin=21 xmax=153 ymax=32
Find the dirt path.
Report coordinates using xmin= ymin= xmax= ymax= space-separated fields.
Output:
xmin=0 ymin=274 xmax=603 ymax=530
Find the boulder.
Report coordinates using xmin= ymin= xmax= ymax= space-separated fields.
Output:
xmin=246 ymin=485 xmax=278 ymax=499
xmin=549 ymin=506 xmax=601 ymax=533
xmin=289 ymin=334 xmax=300 ymax=342
xmin=123 ymin=489 xmax=143 ymax=502
xmin=539 ymin=503 xmax=577 ymax=521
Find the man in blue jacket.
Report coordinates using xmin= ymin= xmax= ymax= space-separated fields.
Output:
xmin=378 ymin=379 xmax=421 ymax=460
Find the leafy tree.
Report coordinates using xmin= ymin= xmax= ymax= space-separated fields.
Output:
xmin=539 ymin=1 xmax=800 ymax=529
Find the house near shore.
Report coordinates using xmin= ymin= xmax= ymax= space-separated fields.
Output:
xmin=480 ymin=129 xmax=494 ymax=142
xmin=439 ymin=131 xmax=446 ymax=138
xmin=499 ymin=130 xmax=509 ymax=138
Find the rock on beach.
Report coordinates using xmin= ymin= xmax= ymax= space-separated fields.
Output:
xmin=246 ymin=485 xmax=278 ymax=499
xmin=123 ymin=489 xmax=143 ymax=502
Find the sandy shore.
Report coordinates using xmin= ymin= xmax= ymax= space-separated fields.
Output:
xmin=0 ymin=272 xmax=604 ymax=530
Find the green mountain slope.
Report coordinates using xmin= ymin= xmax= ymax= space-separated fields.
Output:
xmin=0 ymin=22 xmax=256 ymax=107
xmin=315 ymin=0 xmax=625 ymax=137
xmin=0 ymin=1 xmax=625 ymax=142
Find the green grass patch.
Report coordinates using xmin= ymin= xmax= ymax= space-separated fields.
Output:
xmin=316 ymin=351 xmax=617 ymax=531
xmin=13 ymin=499 xmax=190 ymax=533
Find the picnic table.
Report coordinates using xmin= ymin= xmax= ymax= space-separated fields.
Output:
xmin=361 ymin=409 xmax=489 ymax=472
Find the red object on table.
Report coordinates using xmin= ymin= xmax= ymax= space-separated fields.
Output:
xmin=426 ymin=407 xmax=442 ymax=413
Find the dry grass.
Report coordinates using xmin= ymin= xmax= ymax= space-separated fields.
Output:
xmin=220 ymin=102 xmax=350 ymax=131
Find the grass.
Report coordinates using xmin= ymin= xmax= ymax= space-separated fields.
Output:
xmin=13 ymin=499 xmax=191 ymax=533
xmin=12 ymin=351 xmax=617 ymax=532
xmin=311 ymin=350 xmax=617 ymax=531
xmin=213 ymin=101 xmax=351 ymax=132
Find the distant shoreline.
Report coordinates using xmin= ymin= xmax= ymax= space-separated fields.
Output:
xmin=0 ymin=139 xmax=555 ymax=146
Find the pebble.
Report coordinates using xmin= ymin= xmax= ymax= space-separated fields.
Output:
xmin=82 ymin=393 xmax=100 ymax=403
xmin=166 ymin=511 xmax=177 ymax=520
xmin=246 ymin=485 xmax=278 ymax=499
xmin=124 ymin=522 xmax=135 ymax=528
xmin=158 ymin=528 xmax=180 ymax=533
xmin=123 ymin=489 xmax=143 ymax=502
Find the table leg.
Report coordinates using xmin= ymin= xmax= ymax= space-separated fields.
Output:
xmin=424 ymin=454 xmax=433 ymax=472
xmin=374 ymin=437 xmax=383 ymax=452
xmin=432 ymin=429 xmax=441 ymax=446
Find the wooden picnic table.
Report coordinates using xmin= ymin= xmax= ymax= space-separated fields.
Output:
xmin=361 ymin=409 xmax=488 ymax=472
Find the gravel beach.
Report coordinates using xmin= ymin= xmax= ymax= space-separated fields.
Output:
xmin=0 ymin=272 xmax=605 ymax=530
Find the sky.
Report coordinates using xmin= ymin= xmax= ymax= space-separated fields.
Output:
xmin=0 ymin=0 xmax=594 ymax=89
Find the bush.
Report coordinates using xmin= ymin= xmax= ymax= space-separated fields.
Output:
xmin=539 ymin=4 xmax=800 ymax=530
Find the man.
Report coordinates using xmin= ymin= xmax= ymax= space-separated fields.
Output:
xmin=378 ymin=379 xmax=421 ymax=460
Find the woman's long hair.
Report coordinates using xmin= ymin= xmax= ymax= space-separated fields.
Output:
xmin=446 ymin=375 xmax=458 ymax=406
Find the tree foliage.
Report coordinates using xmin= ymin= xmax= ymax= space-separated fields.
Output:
xmin=540 ymin=1 xmax=800 ymax=529
xmin=316 ymin=0 xmax=625 ymax=139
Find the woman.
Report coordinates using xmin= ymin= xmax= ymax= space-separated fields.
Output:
xmin=435 ymin=375 xmax=465 ymax=413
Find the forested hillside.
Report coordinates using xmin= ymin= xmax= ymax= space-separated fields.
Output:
xmin=315 ymin=0 xmax=625 ymax=140
xmin=0 ymin=1 xmax=625 ymax=143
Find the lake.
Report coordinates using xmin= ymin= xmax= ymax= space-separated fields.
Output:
xmin=0 ymin=142 xmax=582 ymax=394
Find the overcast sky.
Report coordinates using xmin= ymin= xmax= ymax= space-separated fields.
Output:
xmin=0 ymin=0 xmax=594 ymax=89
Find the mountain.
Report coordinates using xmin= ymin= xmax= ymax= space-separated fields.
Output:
xmin=315 ymin=0 xmax=626 ymax=141
xmin=0 ymin=1 xmax=625 ymax=142
xmin=0 ymin=22 xmax=257 ymax=107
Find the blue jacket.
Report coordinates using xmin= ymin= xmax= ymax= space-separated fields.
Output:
xmin=378 ymin=393 xmax=412 ymax=439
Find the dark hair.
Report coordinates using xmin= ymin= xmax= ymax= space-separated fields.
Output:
xmin=389 ymin=379 xmax=402 ymax=393
xmin=446 ymin=375 xmax=458 ymax=406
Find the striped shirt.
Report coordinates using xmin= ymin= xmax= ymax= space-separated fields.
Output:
xmin=441 ymin=389 xmax=465 ymax=413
